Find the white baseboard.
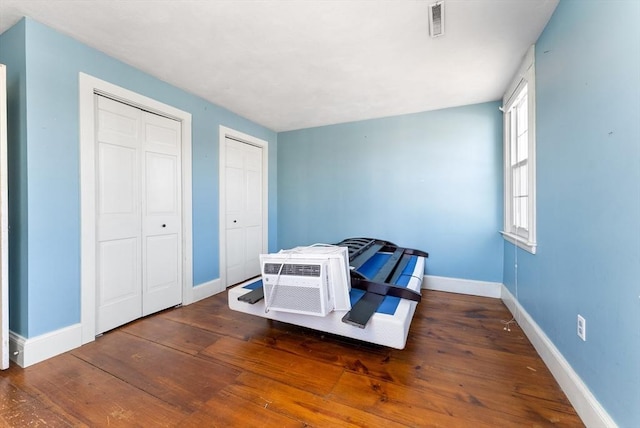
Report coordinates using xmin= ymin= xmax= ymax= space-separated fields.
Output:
xmin=192 ymin=278 xmax=224 ymax=303
xmin=422 ymin=275 xmax=502 ymax=298
xmin=7 ymin=281 xmax=223 ymax=368
xmin=9 ymin=323 xmax=83 ymax=368
xmin=501 ymin=285 xmax=617 ymax=428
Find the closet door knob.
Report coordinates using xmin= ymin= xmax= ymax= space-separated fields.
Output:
xmin=162 ymin=224 xmax=166 ymax=228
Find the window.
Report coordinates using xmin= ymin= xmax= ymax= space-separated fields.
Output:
xmin=502 ymin=45 xmax=536 ymax=254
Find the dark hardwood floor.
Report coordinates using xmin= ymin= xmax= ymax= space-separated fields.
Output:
xmin=0 ymin=289 xmax=584 ymax=427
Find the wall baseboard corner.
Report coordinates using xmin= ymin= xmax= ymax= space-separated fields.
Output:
xmin=9 ymin=324 xmax=83 ymax=368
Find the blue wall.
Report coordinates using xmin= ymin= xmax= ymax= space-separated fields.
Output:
xmin=0 ymin=18 xmax=278 ymax=337
xmin=503 ymin=1 xmax=640 ymax=426
xmin=278 ymin=103 xmax=504 ymax=283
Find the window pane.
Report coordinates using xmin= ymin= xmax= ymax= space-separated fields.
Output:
xmin=512 ymin=160 xmax=529 ymax=232
xmin=516 ymin=93 xmax=528 ymax=164
xmin=513 ymin=195 xmax=528 ymax=232
xmin=510 ymin=113 xmax=517 ymax=166
xmin=512 ymin=163 xmax=528 ymax=197
xmin=519 ymin=163 xmax=528 ymax=197
xmin=518 ymin=196 xmax=528 ymax=230
xmin=517 ymin=93 xmax=528 ymax=132
xmin=517 ymin=129 xmax=528 ymax=163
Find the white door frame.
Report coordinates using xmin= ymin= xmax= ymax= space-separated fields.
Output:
xmin=0 ymin=64 xmax=9 ymax=369
xmin=219 ymin=126 xmax=268 ymax=289
xmin=79 ymin=73 xmax=193 ymax=344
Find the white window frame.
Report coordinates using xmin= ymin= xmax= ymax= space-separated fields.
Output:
xmin=501 ymin=45 xmax=537 ymax=254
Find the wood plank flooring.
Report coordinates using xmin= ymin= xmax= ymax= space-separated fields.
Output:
xmin=0 ymin=289 xmax=585 ymax=427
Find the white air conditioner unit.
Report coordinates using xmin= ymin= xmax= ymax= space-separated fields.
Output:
xmin=260 ymin=245 xmax=351 ymax=317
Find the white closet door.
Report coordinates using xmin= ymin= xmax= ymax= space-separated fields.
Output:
xmin=96 ymin=96 xmax=142 ymax=334
xmin=225 ymin=138 xmax=263 ymax=285
xmin=95 ymin=96 xmax=182 ymax=334
xmin=141 ymin=111 xmax=182 ymax=315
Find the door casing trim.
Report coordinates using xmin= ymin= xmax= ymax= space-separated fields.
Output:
xmin=79 ymin=73 xmax=193 ymax=344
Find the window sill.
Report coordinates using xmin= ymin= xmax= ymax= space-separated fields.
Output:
xmin=500 ymin=231 xmax=537 ymax=254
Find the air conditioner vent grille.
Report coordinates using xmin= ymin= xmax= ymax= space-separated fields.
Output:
xmin=264 ymin=263 xmax=321 ymax=277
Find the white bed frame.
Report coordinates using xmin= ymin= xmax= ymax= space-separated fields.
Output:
xmin=228 ymin=256 xmax=425 ymax=349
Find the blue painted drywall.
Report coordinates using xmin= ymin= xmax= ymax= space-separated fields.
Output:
xmin=0 ymin=18 xmax=278 ymax=337
xmin=0 ymin=21 xmax=28 ymax=336
xmin=278 ymin=103 xmax=504 ymax=283
xmin=503 ymin=1 xmax=640 ymax=426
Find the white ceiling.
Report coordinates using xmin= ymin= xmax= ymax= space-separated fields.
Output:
xmin=0 ymin=0 xmax=558 ymax=132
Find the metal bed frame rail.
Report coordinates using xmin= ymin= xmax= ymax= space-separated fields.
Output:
xmin=335 ymin=238 xmax=428 ymax=328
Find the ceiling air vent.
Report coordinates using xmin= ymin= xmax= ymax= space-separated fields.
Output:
xmin=429 ymin=1 xmax=445 ymax=38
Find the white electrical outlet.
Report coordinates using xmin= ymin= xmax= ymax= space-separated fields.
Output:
xmin=577 ymin=314 xmax=586 ymax=341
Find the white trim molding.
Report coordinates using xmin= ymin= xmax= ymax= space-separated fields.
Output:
xmin=422 ymin=275 xmax=502 ymax=299
xmin=502 ymin=44 xmax=537 ymax=255
xmin=9 ymin=324 xmax=82 ymax=368
xmin=79 ymin=73 xmax=194 ymax=345
xmin=501 ymin=285 xmax=617 ymax=428
xmin=500 ymin=231 xmax=537 ymax=255
xmin=0 ymin=64 xmax=8 ymax=370
xmin=218 ymin=125 xmax=269 ymax=289
xmin=192 ymin=278 xmax=222 ymax=303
